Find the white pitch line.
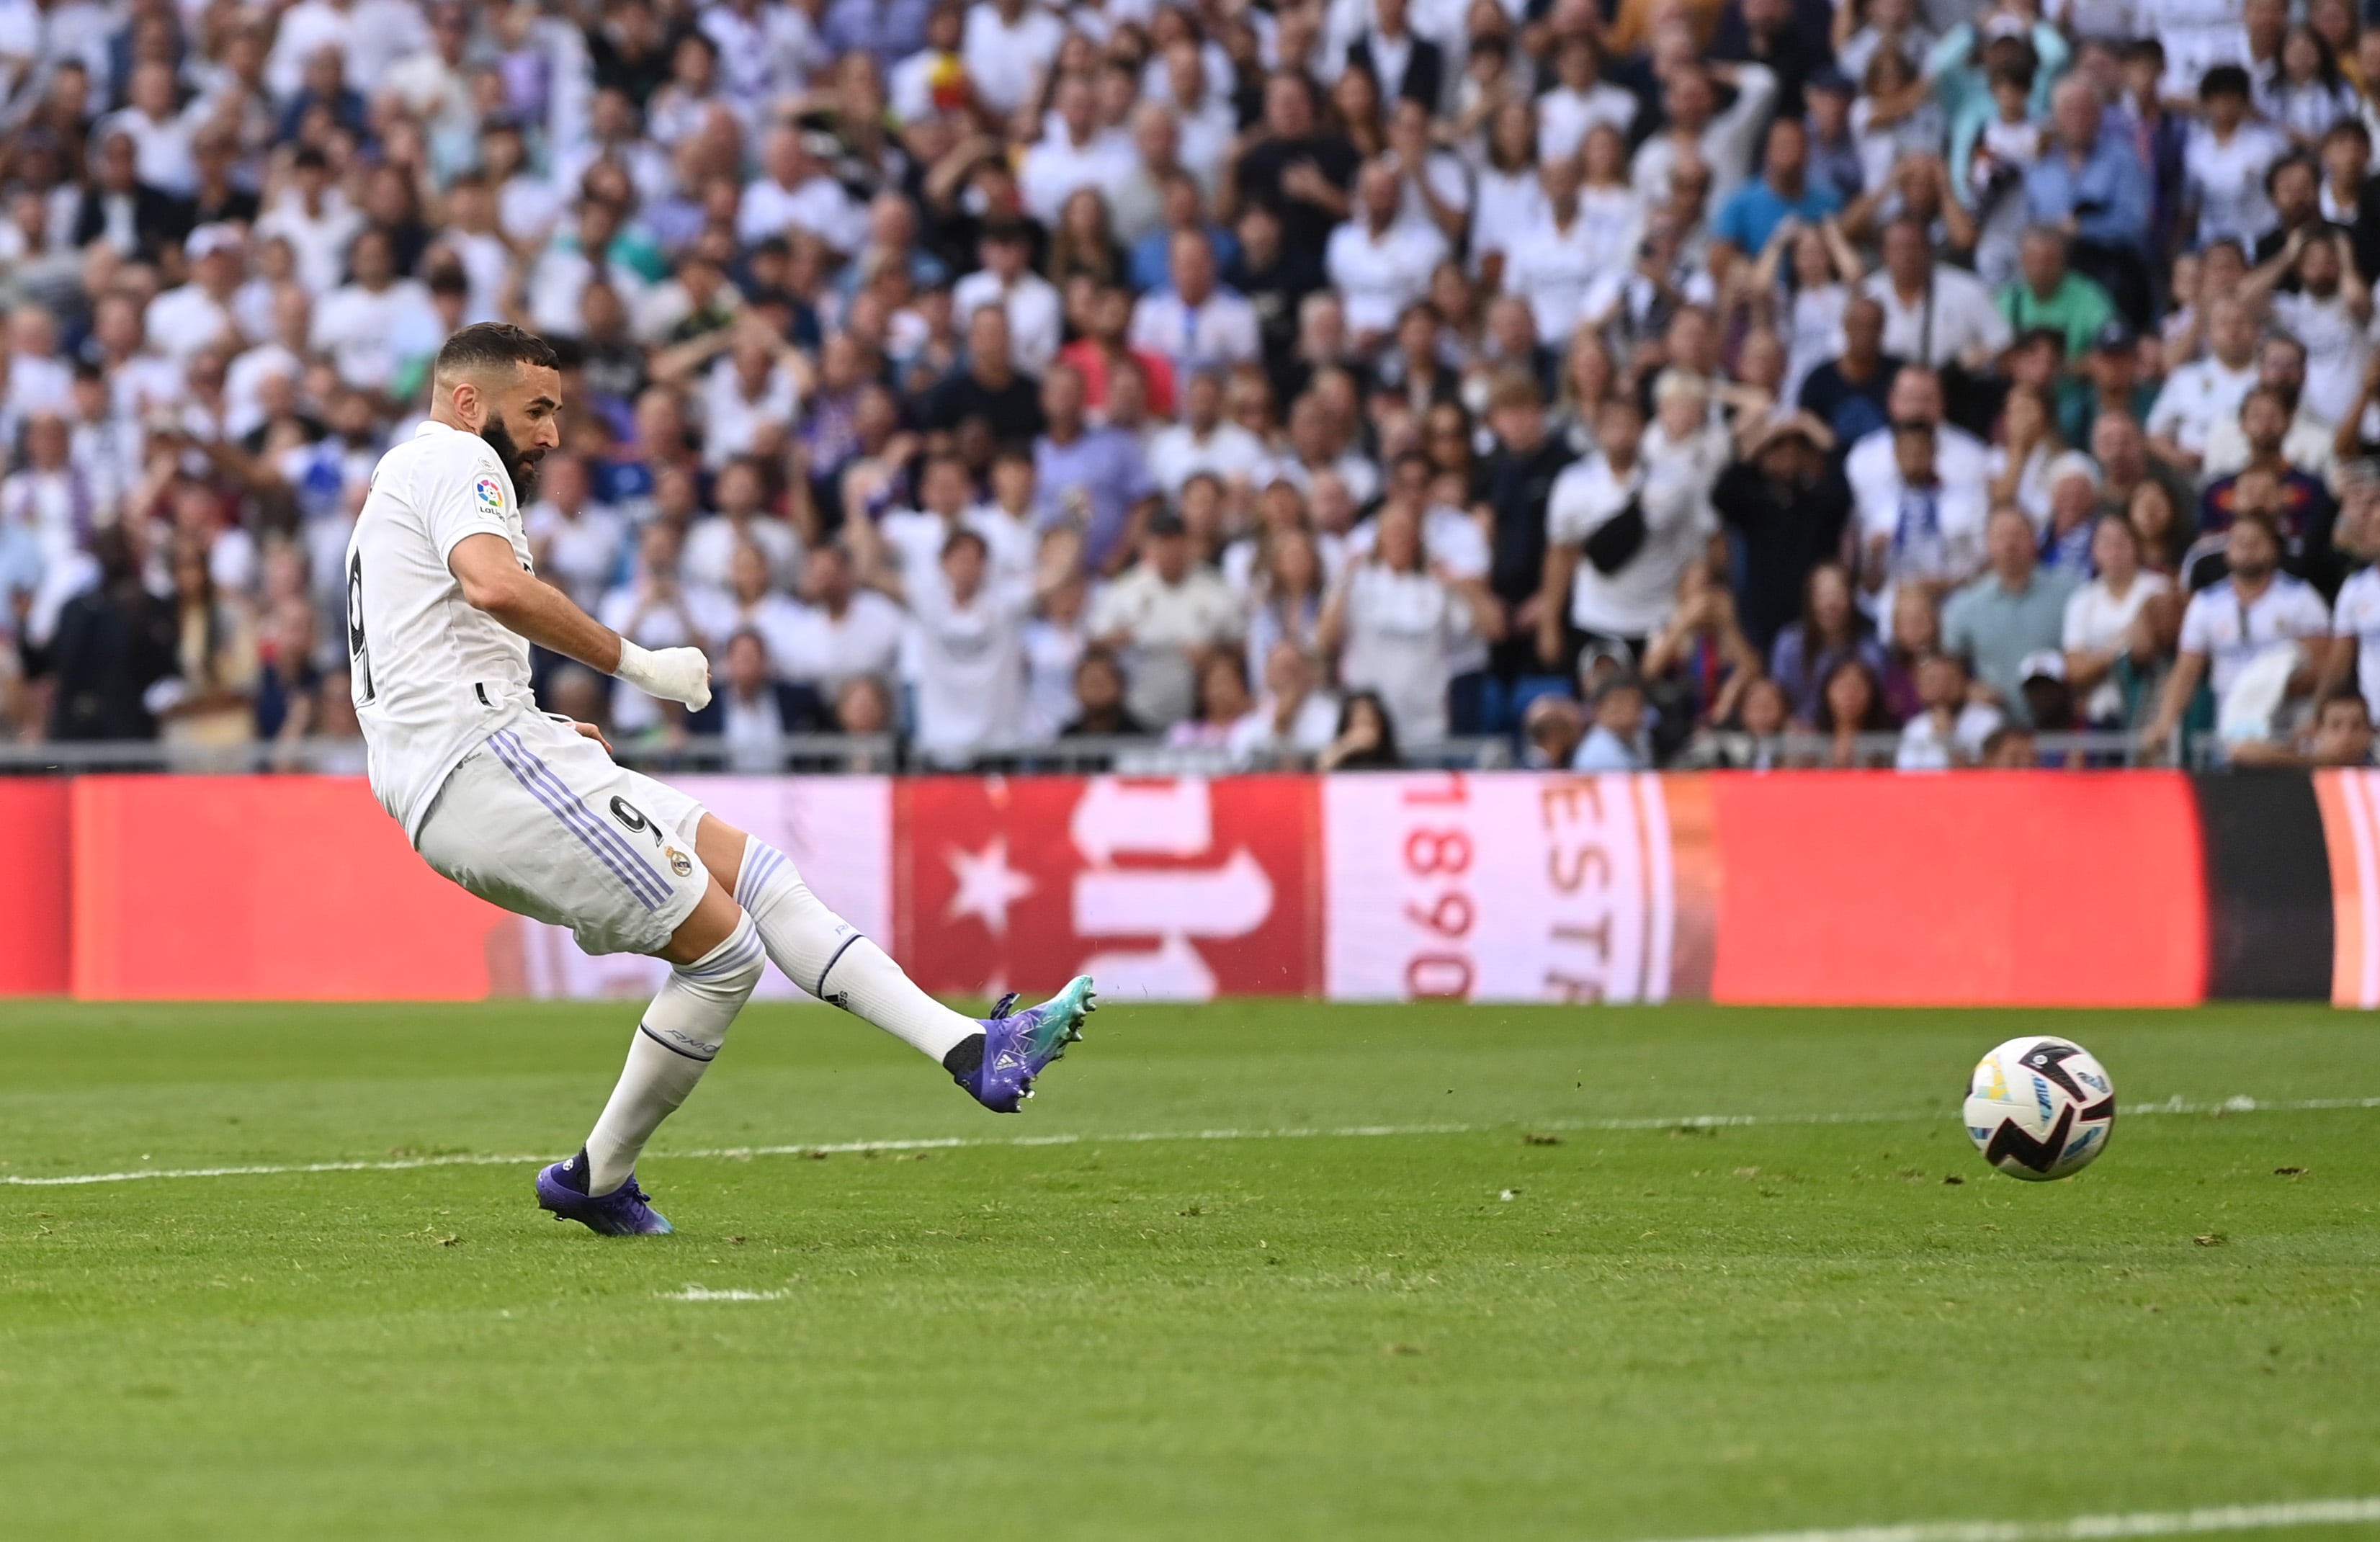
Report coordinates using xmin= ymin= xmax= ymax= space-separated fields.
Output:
xmin=1639 ymin=1494 xmax=2380 ymax=1542
xmin=3 ymin=1095 xmax=2376 ymax=1190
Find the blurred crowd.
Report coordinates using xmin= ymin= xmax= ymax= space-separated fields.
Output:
xmin=6 ymin=0 xmax=2380 ymax=774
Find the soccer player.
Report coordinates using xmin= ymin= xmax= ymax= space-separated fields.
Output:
xmin=344 ymin=323 xmax=1095 ymax=1234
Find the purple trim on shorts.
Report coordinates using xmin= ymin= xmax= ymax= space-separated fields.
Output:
xmin=486 ymin=731 xmax=668 ymax=912
xmin=491 ymin=730 xmax=675 ymax=910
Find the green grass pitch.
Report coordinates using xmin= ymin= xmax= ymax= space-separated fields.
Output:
xmin=2 ymin=999 xmax=2377 ymax=1541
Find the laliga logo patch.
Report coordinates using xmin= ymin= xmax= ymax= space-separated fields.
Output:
xmin=475 ymin=475 xmax=504 ymax=513
xmin=666 ymin=846 xmax=694 ymax=878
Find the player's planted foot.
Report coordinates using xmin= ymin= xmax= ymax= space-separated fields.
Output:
xmin=534 ymin=1148 xmax=674 ymax=1235
xmin=947 ymin=975 xmax=1097 ymax=1112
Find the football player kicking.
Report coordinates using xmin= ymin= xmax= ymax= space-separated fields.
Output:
xmin=344 ymin=323 xmax=1095 ymax=1235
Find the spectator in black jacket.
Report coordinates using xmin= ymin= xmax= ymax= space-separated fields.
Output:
xmin=69 ymin=130 xmax=190 ymax=265
xmin=24 ymin=526 xmax=179 ymax=742
xmin=1712 ymin=412 xmax=1853 ymax=653
xmin=1346 ymin=0 xmax=1443 ymax=109
xmin=1473 ymin=373 xmax=1578 ymax=727
xmin=683 ymin=629 xmax=827 ymax=771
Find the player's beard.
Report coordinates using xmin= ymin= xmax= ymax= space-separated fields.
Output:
xmin=479 ymin=415 xmax=545 ymax=503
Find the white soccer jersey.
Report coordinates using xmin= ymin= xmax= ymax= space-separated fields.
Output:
xmin=2178 ymin=573 xmax=2331 ymax=698
xmin=2333 ymin=566 xmax=2380 ymax=722
xmin=345 ymin=418 xmax=536 ymax=841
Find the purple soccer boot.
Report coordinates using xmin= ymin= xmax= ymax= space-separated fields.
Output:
xmin=534 ymin=1148 xmax=674 ymax=1235
xmin=947 ymin=975 xmax=1097 ymax=1113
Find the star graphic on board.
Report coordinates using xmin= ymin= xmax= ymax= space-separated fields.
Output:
xmin=944 ymin=837 xmax=1036 ymax=936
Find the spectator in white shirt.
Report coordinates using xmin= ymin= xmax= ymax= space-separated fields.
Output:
xmin=1895 ymin=650 xmax=2003 ymax=768
xmin=254 ymin=146 xmax=364 ymax=295
xmin=1503 ymin=151 xmax=1620 ymax=346
xmin=2145 ymin=294 xmax=2260 ymax=475
xmin=144 ymin=225 xmax=245 ymax=362
xmin=1019 ymin=71 xmax=1140 ymax=225
xmin=737 ymin=127 xmax=865 ymax=255
xmin=2185 ymin=66 xmax=2290 ymax=250
xmin=1147 ymin=368 xmax=1267 ymax=496
xmin=782 ymin=543 xmax=905 ymax=697
xmin=1227 ymin=639 xmax=1341 ymax=766
xmin=695 ymin=322 xmax=808 ymax=470
xmin=2062 ymin=512 xmax=2174 ymax=725
xmin=962 ymin=0 xmax=1070 ymax=118
xmin=903 ymin=526 xmax=1031 ymax=764
xmin=1129 ymin=230 xmax=1263 ymax=385
xmin=1628 ymin=60 xmax=1779 ymax=206
xmin=1859 ymin=215 xmax=2013 ymax=370
xmin=1536 ymin=32 xmax=1639 ymax=167
xmin=1087 ymin=508 xmax=1245 ymax=727
xmin=1325 ymin=158 xmax=1449 ymax=349
xmin=2144 ymin=511 xmax=2335 ymax=757
xmin=1320 ymin=496 xmax=1494 ymax=746
xmin=308 ymin=227 xmax=437 ymax=392
xmin=1856 ymin=418 xmax=1990 ymax=609
xmin=952 ymin=220 xmax=1065 ymax=377
xmin=683 ymin=457 xmax=804 ymax=593
xmin=96 ymin=61 xmax=194 ymax=197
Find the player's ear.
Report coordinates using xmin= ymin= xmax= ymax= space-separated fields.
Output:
xmin=448 ymin=377 xmax=481 ymax=431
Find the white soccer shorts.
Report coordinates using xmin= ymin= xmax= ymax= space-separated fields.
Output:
xmin=415 ymin=712 xmax=711 ymax=957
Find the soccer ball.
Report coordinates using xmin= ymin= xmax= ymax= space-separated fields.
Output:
xmin=1963 ymin=1036 xmax=2116 ymax=1181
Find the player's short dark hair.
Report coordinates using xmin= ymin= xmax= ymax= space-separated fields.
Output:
xmin=435 ymin=323 xmax=558 ymax=381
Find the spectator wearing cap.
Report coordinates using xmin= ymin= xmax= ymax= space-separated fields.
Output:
xmin=2025 ymin=79 xmax=2152 ymax=321
xmin=952 ymin=220 xmax=1063 ymax=378
xmin=1087 ymin=507 xmax=1243 ymax=729
xmin=2059 ymin=322 xmax=2153 ymax=447
xmin=1998 ymin=227 xmax=2116 ymax=364
xmin=1942 ymin=504 xmax=2083 ymax=725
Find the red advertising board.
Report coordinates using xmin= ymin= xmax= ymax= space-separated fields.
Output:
xmin=71 ymin=776 xmax=511 ymax=1000
xmin=0 ymin=781 xmax=69 ymax=995
xmin=894 ymin=775 xmax=1323 ymax=1000
xmin=1706 ymin=772 xmax=2206 ymax=1008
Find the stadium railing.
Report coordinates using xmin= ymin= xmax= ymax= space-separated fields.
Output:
xmin=0 ymin=729 xmax=2232 ymax=774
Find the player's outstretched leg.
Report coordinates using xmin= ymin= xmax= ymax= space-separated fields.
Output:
xmin=537 ymin=901 xmax=766 ymax=1235
xmin=699 ymin=819 xmax=1096 ymax=1112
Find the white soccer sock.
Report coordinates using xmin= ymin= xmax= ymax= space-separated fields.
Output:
xmin=583 ymin=913 xmax=766 ymax=1194
xmin=735 ymin=835 xmax=980 ymax=1063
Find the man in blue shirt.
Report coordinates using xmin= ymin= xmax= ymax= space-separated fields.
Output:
xmin=1710 ymin=118 xmax=1843 ymax=281
xmin=2025 ymin=78 xmax=2152 ymax=323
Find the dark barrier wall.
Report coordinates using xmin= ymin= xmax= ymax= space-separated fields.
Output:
xmin=2193 ymin=775 xmax=2335 ymax=1001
